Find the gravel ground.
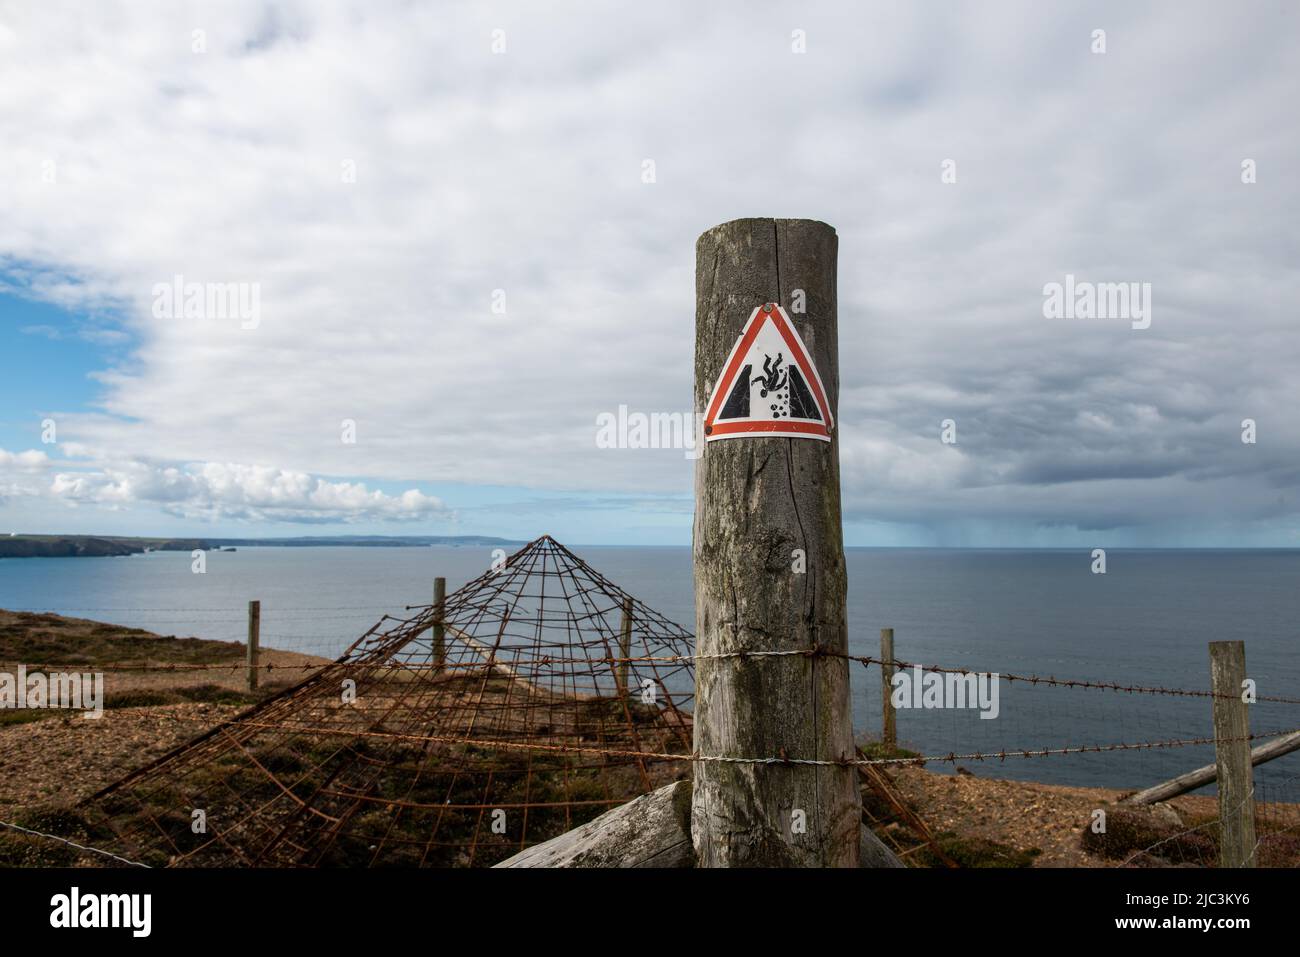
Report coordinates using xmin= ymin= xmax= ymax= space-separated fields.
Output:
xmin=0 ymin=702 xmax=243 ymax=807
xmin=0 ymin=609 xmax=328 ymax=809
xmin=890 ymin=764 xmax=1220 ymax=866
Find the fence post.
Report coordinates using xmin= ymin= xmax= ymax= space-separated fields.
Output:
xmin=692 ymin=217 xmax=859 ymax=867
xmin=881 ymin=628 xmax=897 ymax=748
xmin=618 ymin=596 xmax=633 ymax=696
xmin=1209 ymin=640 xmax=1256 ymax=868
xmin=246 ymin=600 xmax=260 ymax=692
xmin=433 ymin=577 xmax=447 ymax=673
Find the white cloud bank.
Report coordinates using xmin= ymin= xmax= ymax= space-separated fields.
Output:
xmin=2 ymin=447 xmax=447 ymax=523
xmin=0 ymin=449 xmax=49 ymax=470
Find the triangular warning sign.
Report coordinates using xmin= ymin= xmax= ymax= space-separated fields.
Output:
xmin=703 ymin=303 xmax=834 ymax=443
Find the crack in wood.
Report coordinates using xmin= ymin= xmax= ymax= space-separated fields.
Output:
xmin=692 ymin=218 xmax=857 ymax=866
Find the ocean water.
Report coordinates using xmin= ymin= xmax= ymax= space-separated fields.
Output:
xmin=3 ymin=545 xmax=1299 ymax=793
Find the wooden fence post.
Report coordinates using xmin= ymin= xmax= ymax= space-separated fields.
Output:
xmin=1123 ymin=730 xmax=1300 ymax=806
xmin=618 ymin=596 xmax=633 ymax=696
xmin=881 ymin=628 xmax=897 ymax=748
xmin=246 ymin=600 xmax=260 ymax=692
xmin=433 ymin=577 xmax=446 ymax=673
xmin=1209 ymin=640 xmax=1256 ymax=867
xmin=692 ymin=217 xmax=859 ymax=867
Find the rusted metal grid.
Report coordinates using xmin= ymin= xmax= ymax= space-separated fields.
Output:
xmin=82 ymin=536 xmax=695 ymax=867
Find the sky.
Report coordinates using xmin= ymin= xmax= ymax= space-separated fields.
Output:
xmin=1 ymin=1 xmax=1298 ymax=547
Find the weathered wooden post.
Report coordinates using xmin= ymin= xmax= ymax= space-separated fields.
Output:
xmin=432 ymin=577 xmax=447 ymax=673
xmin=1209 ymin=640 xmax=1256 ymax=867
xmin=618 ymin=596 xmax=633 ymax=696
xmin=1123 ymin=729 xmax=1300 ymax=806
xmin=881 ymin=628 xmax=897 ymax=749
xmin=246 ymin=599 xmax=260 ymax=692
xmin=692 ymin=218 xmax=860 ymax=867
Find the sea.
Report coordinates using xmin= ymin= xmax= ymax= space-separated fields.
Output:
xmin=3 ymin=545 xmax=1298 ymax=795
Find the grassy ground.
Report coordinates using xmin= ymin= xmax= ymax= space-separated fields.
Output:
xmin=0 ymin=609 xmax=328 ymax=729
xmin=0 ymin=609 xmax=243 ymax=666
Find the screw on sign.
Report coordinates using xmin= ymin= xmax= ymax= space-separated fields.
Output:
xmin=702 ymin=302 xmax=834 ymax=442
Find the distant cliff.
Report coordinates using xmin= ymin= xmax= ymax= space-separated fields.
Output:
xmin=0 ymin=534 xmax=520 ymax=558
xmin=0 ymin=537 xmax=211 ymax=558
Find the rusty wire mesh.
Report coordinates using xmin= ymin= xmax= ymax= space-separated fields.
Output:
xmin=81 ymin=536 xmax=695 ymax=867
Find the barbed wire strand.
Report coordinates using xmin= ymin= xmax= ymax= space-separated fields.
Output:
xmin=0 ymin=818 xmax=150 ymax=868
xmin=9 ymin=648 xmax=1300 ymax=705
xmin=229 ymin=719 xmax=1300 ymax=767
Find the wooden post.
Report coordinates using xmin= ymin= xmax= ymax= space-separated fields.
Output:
xmin=692 ymin=218 xmax=859 ymax=867
xmin=495 ymin=781 xmax=695 ymax=868
xmin=1209 ymin=640 xmax=1256 ymax=868
xmin=881 ymin=628 xmax=897 ymax=749
xmin=432 ymin=577 xmax=447 ymax=673
xmin=246 ymin=600 xmax=260 ymax=692
xmin=1123 ymin=729 xmax=1300 ymax=806
xmin=618 ymin=596 xmax=633 ymax=696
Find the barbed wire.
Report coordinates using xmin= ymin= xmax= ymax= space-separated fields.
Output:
xmin=0 ymin=818 xmax=150 ymax=868
xmin=8 ymin=646 xmax=1300 ymax=704
xmin=9 ymin=601 xmax=1298 ymax=703
xmin=850 ymin=653 xmax=1300 ymax=706
xmin=230 ymin=718 xmax=1300 ymax=768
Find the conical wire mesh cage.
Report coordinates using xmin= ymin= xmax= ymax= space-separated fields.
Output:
xmin=83 ymin=536 xmax=695 ymax=866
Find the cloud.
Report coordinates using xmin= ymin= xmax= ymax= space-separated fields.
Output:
xmin=19 ymin=324 xmax=63 ymax=339
xmin=0 ymin=1 xmax=1298 ymax=542
xmin=0 ymin=449 xmax=51 ymax=507
xmin=0 ymin=445 xmax=446 ymax=523
xmin=0 ymin=448 xmax=50 ymax=470
xmin=47 ymin=458 xmax=449 ymax=523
